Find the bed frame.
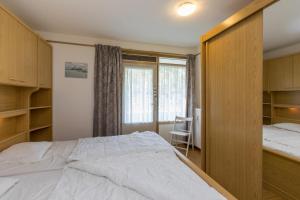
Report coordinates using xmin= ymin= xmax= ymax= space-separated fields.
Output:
xmin=263 ymin=146 xmax=300 ymax=200
xmin=174 ymin=149 xmax=237 ymax=200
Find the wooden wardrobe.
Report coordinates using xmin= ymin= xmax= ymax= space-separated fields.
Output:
xmin=0 ymin=3 xmax=52 ymax=149
xmin=200 ymin=0 xmax=277 ymax=200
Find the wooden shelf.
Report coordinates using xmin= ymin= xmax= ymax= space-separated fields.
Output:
xmin=0 ymin=109 xmax=27 ymax=118
xmin=30 ymin=106 xmax=51 ymax=110
xmin=30 ymin=125 xmax=51 ymax=132
xmin=263 ymin=116 xmax=271 ymax=119
xmin=263 ymin=103 xmax=271 ymax=105
xmin=273 ymin=104 xmax=300 ymax=109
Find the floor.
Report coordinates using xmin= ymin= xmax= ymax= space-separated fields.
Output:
xmin=183 ymin=148 xmax=286 ymax=200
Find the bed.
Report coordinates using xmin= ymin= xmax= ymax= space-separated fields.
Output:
xmin=0 ymin=132 xmax=235 ymax=200
xmin=263 ymin=123 xmax=300 ymax=200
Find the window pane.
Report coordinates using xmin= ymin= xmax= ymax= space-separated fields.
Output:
xmin=159 ymin=63 xmax=186 ymax=121
xmin=159 ymin=57 xmax=187 ymax=65
xmin=123 ymin=65 xmax=153 ymax=124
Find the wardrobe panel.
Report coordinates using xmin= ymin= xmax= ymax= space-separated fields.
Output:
xmin=205 ymin=12 xmax=263 ymax=200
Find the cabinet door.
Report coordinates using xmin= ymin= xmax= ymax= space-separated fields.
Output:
xmin=0 ymin=9 xmax=18 ymax=85
xmin=263 ymin=61 xmax=269 ymax=91
xmin=293 ymin=54 xmax=300 ymax=88
xmin=267 ymin=56 xmax=293 ymax=91
xmin=38 ymin=39 xmax=52 ymax=88
xmin=24 ymin=29 xmax=38 ymax=86
xmin=0 ymin=8 xmax=37 ymax=86
xmin=0 ymin=8 xmax=10 ymax=84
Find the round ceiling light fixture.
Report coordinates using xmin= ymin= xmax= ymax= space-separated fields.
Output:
xmin=177 ymin=2 xmax=196 ymax=16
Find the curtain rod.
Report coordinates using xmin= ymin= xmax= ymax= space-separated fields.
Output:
xmin=47 ymin=40 xmax=200 ymax=58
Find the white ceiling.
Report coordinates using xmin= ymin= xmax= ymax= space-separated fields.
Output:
xmin=0 ymin=0 xmax=251 ymax=48
xmin=1 ymin=0 xmax=299 ymax=51
xmin=264 ymin=0 xmax=300 ymax=51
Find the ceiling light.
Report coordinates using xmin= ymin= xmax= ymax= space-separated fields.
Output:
xmin=177 ymin=2 xmax=196 ymax=16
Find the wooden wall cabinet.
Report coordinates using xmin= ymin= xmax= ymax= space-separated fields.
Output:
xmin=266 ymin=56 xmax=293 ymax=91
xmin=0 ymin=4 xmax=52 ymax=143
xmin=293 ymin=54 xmax=300 ymax=89
xmin=263 ymin=62 xmax=269 ymax=91
xmin=0 ymin=8 xmax=37 ymax=87
xmin=265 ymin=53 xmax=300 ymax=91
xmin=38 ymin=39 xmax=52 ymax=88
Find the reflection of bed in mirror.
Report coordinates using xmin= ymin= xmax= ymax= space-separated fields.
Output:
xmin=263 ymin=123 xmax=300 ymax=200
xmin=262 ymin=60 xmax=300 ymax=198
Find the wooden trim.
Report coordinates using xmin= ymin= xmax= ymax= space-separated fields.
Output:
xmin=201 ymin=0 xmax=278 ymax=42
xmin=47 ymin=40 xmax=189 ymax=59
xmin=122 ymin=49 xmax=188 ymax=59
xmin=174 ymin=149 xmax=237 ymax=200
xmin=47 ymin=40 xmax=95 ymax=47
xmin=200 ymin=42 xmax=207 ymax=171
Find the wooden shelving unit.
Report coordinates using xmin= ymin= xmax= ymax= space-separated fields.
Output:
xmin=263 ymin=91 xmax=272 ymax=125
xmin=273 ymin=104 xmax=300 ymax=108
xmin=0 ymin=4 xmax=53 ymax=147
xmin=29 ymin=89 xmax=52 ymax=141
xmin=271 ymin=91 xmax=300 ymax=124
xmin=0 ymin=109 xmax=27 ymax=118
xmin=0 ymin=85 xmax=31 ymax=144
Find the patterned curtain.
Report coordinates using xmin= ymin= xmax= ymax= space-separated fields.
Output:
xmin=186 ymin=54 xmax=196 ymax=118
xmin=93 ymin=45 xmax=123 ymax=137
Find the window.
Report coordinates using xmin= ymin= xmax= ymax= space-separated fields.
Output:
xmin=159 ymin=57 xmax=187 ymax=122
xmin=123 ymin=63 xmax=154 ymax=124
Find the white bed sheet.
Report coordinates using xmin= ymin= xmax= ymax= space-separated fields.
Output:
xmin=263 ymin=125 xmax=300 ymax=158
xmin=0 ymin=140 xmax=76 ymax=176
xmin=1 ymin=170 xmax=62 ymax=200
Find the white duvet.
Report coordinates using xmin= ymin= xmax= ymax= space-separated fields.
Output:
xmin=0 ymin=140 xmax=77 ymax=176
xmin=263 ymin=125 xmax=300 ymax=158
xmin=50 ymin=151 xmax=225 ymax=200
xmin=68 ymin=132 xmax=172 ymax=162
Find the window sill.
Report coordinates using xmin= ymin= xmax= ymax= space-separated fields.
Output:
xmin=158 ymin=121 xmax=175 ymax=125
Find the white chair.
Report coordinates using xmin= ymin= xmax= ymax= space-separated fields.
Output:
xmin=169 ymin=116 xmax=194 ymax=156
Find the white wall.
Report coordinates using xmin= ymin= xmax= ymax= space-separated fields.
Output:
xmin=264 ymin=41 xmax=300 ymax=60
xmin=39 ymin=31 xmax=199 ymax=141
xmin=52 ymin=43 xmax=95 ymax=140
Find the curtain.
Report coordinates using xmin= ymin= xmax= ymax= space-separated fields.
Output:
xmin=93 ymin=45 xmax=122 ymax=137
xmin=123 ymin=65 xmax=153 ymax=123
xmin=186 ymin=54 xmax=196 ymax=118
xmin=159 ymin=64 xmax=186 ymax=121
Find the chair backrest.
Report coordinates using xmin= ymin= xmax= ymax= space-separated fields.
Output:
xmin=173 ymin=116 xmax=193 ymax=133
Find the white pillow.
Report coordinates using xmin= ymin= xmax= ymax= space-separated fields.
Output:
xmin=0 ymin=142 xmax=52 ymax=163
xmin=273 ymin=123 xmax=300 ymax=133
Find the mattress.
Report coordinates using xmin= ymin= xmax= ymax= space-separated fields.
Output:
xmin=263 ymin=125 xmax=300 ymax=158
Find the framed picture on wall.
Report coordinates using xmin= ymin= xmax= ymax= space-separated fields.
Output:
xmin=65 ymin=62 xmax=88 ymax=79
